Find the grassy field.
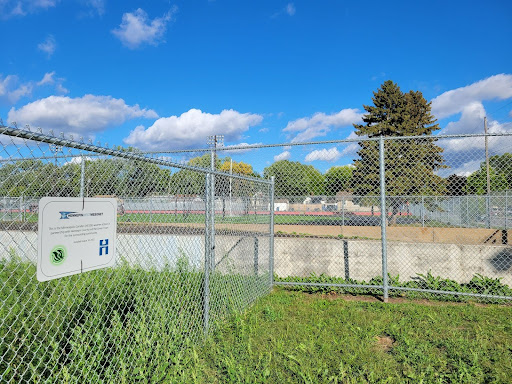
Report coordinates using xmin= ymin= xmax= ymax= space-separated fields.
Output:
xmin=172 ymin=288 xmax=512 ymax=383
xmin=0 ymin=256 xmax=268 ymax=383
xmin=1 ymin=251 xmax=511 ymax=383
xmin=3 ymin=211 xmax=471 ymax=228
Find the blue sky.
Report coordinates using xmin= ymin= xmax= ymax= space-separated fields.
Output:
xmin=1 ymin=0 xmax=511 ymax=174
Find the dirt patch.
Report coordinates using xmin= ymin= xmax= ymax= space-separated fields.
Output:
xmin=318 ymin=291 xmax=507 ymax=307
xmin=321 ymin=292 xmax=382 ymax=302
xmin=375 ymin=335 xmax=395 ymax=353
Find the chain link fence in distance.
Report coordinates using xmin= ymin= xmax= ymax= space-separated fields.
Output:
xmin=178 ymin=133 xmax=512 ymax=302
xmin=0 ymin=126 xmax=272 ymax=382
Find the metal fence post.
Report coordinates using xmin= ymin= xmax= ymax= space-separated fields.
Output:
xmin=379 ymin=135 xmax=389 ymax=302
xmin=203 ymin=173 xmax=212 ymax=335
xmin=342 ymin=196 xmax=345 ymax=226
xmin=505 ymin=190 xmax=508 ymax=231
xmin=20 ymin=195 xmax=23 ymax=222
xmin=80 ymin=155 xmax=85 ymax=198
xmin=421 ymin=195 xmax=425 ymax=227
xmin=269 ymin=176 xmax=275 ymax=288
xmin=210 ymin=174 xmax=216 ymax=272
xmin=253 ymin=237 xmax=259 ymax=276
xmin=486 ymin=194 xmax=491 ymax=229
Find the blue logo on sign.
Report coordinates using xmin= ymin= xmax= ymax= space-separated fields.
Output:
xmin=60 ymin=211 xmax=76 ymax=219
xmin=99 ymin=239 xmax=109 ymax=256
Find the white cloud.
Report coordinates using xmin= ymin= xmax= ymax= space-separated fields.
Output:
xmin=438 ymin=102 xmax=511 ymax=153
xmin=124 ymin=108 xmax=263 ymax=151
xmin=224 ymin=142 xmax=262 ymax=154
xmin=55 ymin=83 xmax=69 ymax=94
xmin=8 ymin=84 xmax=32 ymax=103
xmin=432 ymin=74 xmax=512 ymax=120
xmin=37 ymin=71 xmax=55 ymax=86
xmin=38 ymin=35 xmax=56 ymax=58
xmin=7 ymin=95 xmax=158 ymax=133
xmin=438 ymin=159 xmax=482 ymax=178
xmin=335 ymin=131 xmax=363 ymax=158
xmin=112 ymin=8 xmax=176 ymax=49
xmin=85 ymin=0 xmax=104 ymax=16
xmin=258 ymin=127 xmax=269 ymax=133
xmin=0 ymin=75 xmax=33 ymax=103
xmin=272 ymin=3 xmax=296 ymax=18
xmin=65 ymin=156 xmax=94 ymax=165
xmin=305 ymin=147 xmax=342 ymax=162
xmin=286 ymin=3 xmax=296 ymax=16
xmin=36 ymin=71 xmax=69 ymax=94
xmin=0 ymin=0 xmax=57 ymax=18
xmin=274 ymin=151 xmax=291 ymax=162
xmin=283 ymin=108 xmax=363 ymax=142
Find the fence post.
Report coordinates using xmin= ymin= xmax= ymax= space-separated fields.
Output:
xmin=210 ymin=149 xmax=216 ymax=272
xmin=421 ymin=196 xmax=425 ymax=227
xmin=342 ymin=196 xmax=345 ymax=226
xmin=486 ymin=194 xmax=491 ymax=229
xmin=80 ymin=155 xmax=85 ymax=198
xmin=269 ymin=176 xmax=275 ymax=289
xmin=253 ymin=237 xmax=259 ymax=275
xmin=20 ymin=195 xmax=23 ymax=222
xmin=379 ymin=135 xmax=388 ymax=303
xmin=203 ymin=173 xmax=212 ymax=335
xmin=505 ymin=190 xmax=508 ymax=231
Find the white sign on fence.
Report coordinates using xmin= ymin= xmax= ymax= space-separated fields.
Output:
xmin=37 ymin=197 xmax=117 ymax=282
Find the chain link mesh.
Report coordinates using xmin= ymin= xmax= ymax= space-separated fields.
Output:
xmin=191 ymin=134 xmax=511 ymax=303
xmin=2 ymin=121 xmax=512 ymax=380
xmin=0 ymin=127 xmax=272 ymax=382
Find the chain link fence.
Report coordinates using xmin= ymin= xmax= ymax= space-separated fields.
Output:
xmin=0 ymin=125 xmax=272 ymax=382
xmin=2 ymin=120 xmax=512 ymax=380
xmin=155 ymin=132 xmax=512 ymax=303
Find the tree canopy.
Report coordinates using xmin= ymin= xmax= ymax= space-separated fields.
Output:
xmin=324 ymin=166 xmax=353 ymax=196
xmin=351 ymin=80 xmax=447 ymax=197
xmin=466 ymin=153 xmax=512 ymax=195
xmin=0 ymin=156 xmax=172 ymax=198
xmin=168 ymin=154 xmax=258 ymax=198
xmin=263 ymin=160 xmax=325 ymax=201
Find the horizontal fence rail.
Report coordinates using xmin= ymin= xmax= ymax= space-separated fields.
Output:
xmin=0 ymin=125 xmax=272 ymax=382
xmin=144 ymin=132 xmax=512 ymax=304
xmin=1 ymin=121 xmax=512 ymax=381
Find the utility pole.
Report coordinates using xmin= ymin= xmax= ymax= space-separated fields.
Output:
xmin=485 ymin=117 xmax=491 ymax=229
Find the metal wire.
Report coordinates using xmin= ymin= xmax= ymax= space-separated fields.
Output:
xmin=0 ymin=126 xmax=272 ymax=382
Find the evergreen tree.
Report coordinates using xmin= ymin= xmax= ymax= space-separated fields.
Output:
xmin=351 ymin=80 xmax=446 ymax=223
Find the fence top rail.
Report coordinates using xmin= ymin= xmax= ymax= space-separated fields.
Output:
xmin=0 ymin=125 xmax=272 ymax=185
xmin=136 ymin=132 xmax=512 ymax=154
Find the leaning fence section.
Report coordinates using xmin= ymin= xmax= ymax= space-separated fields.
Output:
xmin=0 ymin=126 xmax=272 ymax=382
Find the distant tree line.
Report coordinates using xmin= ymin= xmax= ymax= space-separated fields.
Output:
xmin=1 ymin=151 xmax=510 ymax=200
xmin=2 ymin=82 xmax=510 ymax=200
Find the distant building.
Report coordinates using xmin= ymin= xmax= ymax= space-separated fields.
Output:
xmin=273 ymin=199 xmax=289 ymax=212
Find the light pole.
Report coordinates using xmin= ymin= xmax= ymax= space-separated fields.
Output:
xmin=49 ymin=144 xmax=62 ymax=166
xmin=207 ymin=135 xmax=224 ymax=216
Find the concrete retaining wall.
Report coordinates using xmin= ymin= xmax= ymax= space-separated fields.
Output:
xmin=274 ymin=237 xmax=512 ymax=286
xmin=2 ymin=231 xmax=510 ymax=286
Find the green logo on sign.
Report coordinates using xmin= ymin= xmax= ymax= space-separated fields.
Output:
xmin=50 ymin=246 xmax=67 ymax=265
